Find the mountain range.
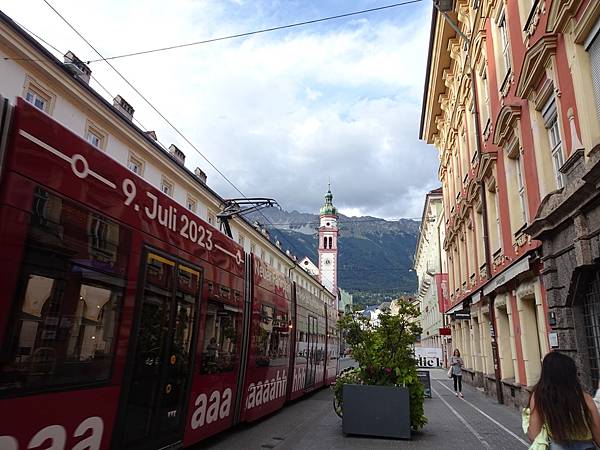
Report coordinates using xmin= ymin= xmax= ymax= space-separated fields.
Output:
xmin=246 ymin=208 xmax=420 ymax=305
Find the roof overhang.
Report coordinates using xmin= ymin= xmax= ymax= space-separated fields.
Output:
xmin=419 ymin=6 xmax=458 ymax=144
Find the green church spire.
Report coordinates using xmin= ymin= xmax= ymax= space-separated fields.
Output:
xmin=320 ymin=184 xmax=337 ymax=216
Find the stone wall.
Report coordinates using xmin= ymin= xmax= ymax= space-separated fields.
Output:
xmin=527 ymin=146 xmax=600 ymax=392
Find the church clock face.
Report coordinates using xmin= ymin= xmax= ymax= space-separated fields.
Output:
xmin=324 ymin=258 xmax=331 ymax=266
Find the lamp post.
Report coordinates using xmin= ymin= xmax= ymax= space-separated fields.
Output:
xmin=431 ymin=0 xmax=504 ymax=405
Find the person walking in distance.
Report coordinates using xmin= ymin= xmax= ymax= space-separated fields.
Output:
xmin=450 ymin=349 xmax=464 ymax=398
xmin=524 ymin=352 xmax=600 ymax=449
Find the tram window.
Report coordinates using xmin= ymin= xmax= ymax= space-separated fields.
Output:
xmin=200 ymin=301 xmax=240 ymax=374
xmin=256 ymin=305 xmax=290 ymax=367
xmin=0 ymin=188 xmax=128 ymax=393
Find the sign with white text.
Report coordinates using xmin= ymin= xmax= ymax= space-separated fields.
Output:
xmin=414 ymin=347 xmax=443 ymax=368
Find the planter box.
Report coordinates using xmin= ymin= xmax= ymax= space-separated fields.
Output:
xmin=342 ymin=384 xmax=411 ymax=439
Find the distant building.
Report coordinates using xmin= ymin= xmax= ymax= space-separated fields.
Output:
xmin=318 ymin=187 xmax=339 ymax=294
xmin=338 ymin=289 xmax=353 ymax=313
xmin=298 ymin=257 xmax=319 ymax=277
xmin=297 ymin=186 xmax=341 ymax=307
xmin=413 ymin=188 xmax=449 ymax=361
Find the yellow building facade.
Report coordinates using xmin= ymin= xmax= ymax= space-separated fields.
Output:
xmin=420 ymin=0 xmax=600 ymax=406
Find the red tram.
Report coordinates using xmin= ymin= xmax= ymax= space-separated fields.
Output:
xmin=0 ymin=98 xmax=339 ymax=450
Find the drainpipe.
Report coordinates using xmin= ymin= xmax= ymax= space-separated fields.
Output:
xmin=433 ymin=0 xmax=503 ymax=404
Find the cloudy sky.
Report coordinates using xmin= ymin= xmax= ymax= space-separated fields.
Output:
xmin=3 ymin=0 xmax=439 ymax=219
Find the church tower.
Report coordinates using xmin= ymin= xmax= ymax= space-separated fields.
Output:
xmin=318 ymin=186 xmax=339 ymax=294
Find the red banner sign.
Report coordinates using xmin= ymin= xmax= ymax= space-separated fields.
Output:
xmin=435 ymin=273 xmax=450 ymax=313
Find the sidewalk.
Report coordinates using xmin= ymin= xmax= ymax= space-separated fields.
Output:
xmin=197 ymin=368 xmax=529 ymax=449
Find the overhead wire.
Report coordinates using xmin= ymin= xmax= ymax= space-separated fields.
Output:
xmin=38 ymin=0 xmax=310 ymax=258
xmin=83 ymin=0 xmax=424 ymax=64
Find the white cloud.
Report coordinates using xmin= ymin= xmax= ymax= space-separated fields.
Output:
xmin=3 ymin=0 xmax=437 ymax=219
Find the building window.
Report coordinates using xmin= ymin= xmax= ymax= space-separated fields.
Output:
xmin=486 ymin=181 xmax=502 ymax=253
xmin=207 ymin=211 xmax=216 ymax=226
xmin=582 ymin=270 xmax=600 ymax=389
xmin=479 ymin=63 xmax=491 ymax=132
xmin=23 ymin=77 xmax=54 ymax=113
xmin=542 ymin=97 xmax=565 ymax=189
xmin=494 ymin=186 xmax=502 ymax=249
xmin=506 ymin=138 xmax=528 ymax=228
xmin=250 ymin=242 xmax=256 ymax=254
xmin=84 ymin=121 xmax=106 ymax=150
xmin=515 ymin=153 xmax=527 ymax=224
xmin=127 ymin=153 xmax=144 ymax=176
xmin=160 ymin=177 xmax=174 ymax=197
xmin=498 ymin=10 xmax=511 ymax=75
xmin=269 ymin=255 xmax=274 ymax=266
xmin=588 ymin=31 xmax=600 ymax=120
xmin=86 ymin=130 xmax=102 ymax=148
xmin=238 ymin=234 xmax=245 ymax=247
xmin=186 ymin=195 xmax=197 ymax=213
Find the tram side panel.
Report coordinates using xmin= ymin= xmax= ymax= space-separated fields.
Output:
xmin=314 ymin=313 xmax=326 ymax=389
xmin=289 ymin=293 xmax=308 ymax=401
xmin=239 ymin=257 xmax=293 ymax=422
xmin=182 ymin=264 xmax=246 ymax=445
xmin=290 ymin=285 xmax=327 ymax=399
xmin=0 ymin=99 xmax=246 ymax=450
xmin=324 ymin=304 xmax=339 ymax=385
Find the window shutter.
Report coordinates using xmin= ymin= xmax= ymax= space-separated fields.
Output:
xmin=589 ymin=35 xmax=600 ymax=121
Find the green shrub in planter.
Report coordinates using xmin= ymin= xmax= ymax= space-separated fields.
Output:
xmin=336 ymin=300 xmax=427 ymax=431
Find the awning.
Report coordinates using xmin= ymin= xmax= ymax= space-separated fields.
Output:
xmin=445 ymin=300 xmax=467 ymax=315
xmin=482 ymin=256 xmax=531 ymax=296
xmin=444 ymin=288 xmax=482 ymax=315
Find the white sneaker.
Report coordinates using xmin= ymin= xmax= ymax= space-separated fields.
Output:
xmin=454 ymin=392 xmax=458 ymax=396
xmin=459 ymin=393 xmax=464 ymax=398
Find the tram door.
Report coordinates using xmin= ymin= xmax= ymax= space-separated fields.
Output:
xmin=120 ymin=252 xmax=201 ymax=449
xmin=305 ymin=315 xmax=318 ymax=388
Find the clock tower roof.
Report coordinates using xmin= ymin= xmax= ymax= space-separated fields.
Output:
xmin=319 ymin=186 xmax=338 ymax=216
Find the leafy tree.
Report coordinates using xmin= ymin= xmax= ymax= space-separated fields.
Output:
xmin=335 ymin=300 xmax=427 ymax=430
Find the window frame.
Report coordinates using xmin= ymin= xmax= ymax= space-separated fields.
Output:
xmin=542 ymin=97 xmax=565 ymax=189
xmin=207 ymin=211 xmax=216 ymax=226
xmin=586 ymin=28 xmax=600 ymax=121
xmin=498 ymin=9 xmax=512 ymax=75
xmin=160 ymin=176 xmax=174 ymax=197
xmin=22 ymin=76 xmax=55 ymax=114
xmin=84 ymin=120 xmax=107 ymax=150
xmin=127 ymin=153 xmax=145 ymax=176
xmin=515 ymin=153 xmax=528 ymax=224
xmin=186 ymin=195 xmax=197 ymax=213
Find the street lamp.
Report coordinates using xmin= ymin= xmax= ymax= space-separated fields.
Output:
xmin=434 ymin=0 xmax=455 ymax=12
xmin=432 ymin=0 xmax=470 ymax=45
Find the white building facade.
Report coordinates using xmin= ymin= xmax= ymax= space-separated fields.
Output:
xmin=413 ymin=188 xmax=449 ymax=356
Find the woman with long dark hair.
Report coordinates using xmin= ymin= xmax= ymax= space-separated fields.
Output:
xmin=525 ymin=352 xmax=600 ymax=449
